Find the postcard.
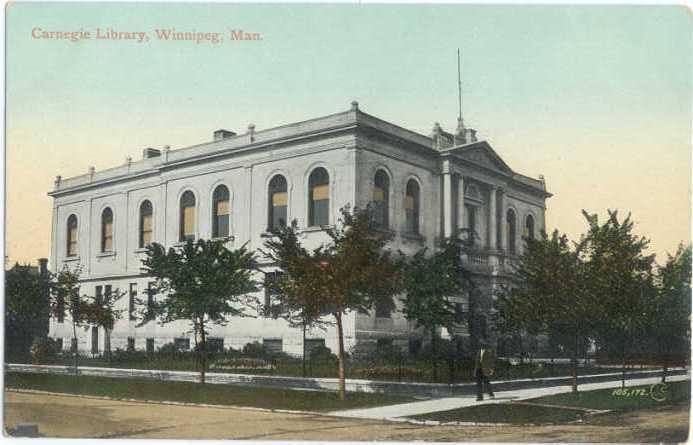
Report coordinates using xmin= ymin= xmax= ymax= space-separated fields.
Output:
xmin=4 ymin=2 xmax=691 ymax=442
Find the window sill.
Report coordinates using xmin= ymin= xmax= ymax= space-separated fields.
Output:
xmin=96 ymin=251 xmax=116 ymax=258
xmin=63 ymin=256 xmax=80 ymax=263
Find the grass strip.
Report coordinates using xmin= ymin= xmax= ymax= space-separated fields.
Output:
xmin=5 ymin=372 xmax=414 ymax=413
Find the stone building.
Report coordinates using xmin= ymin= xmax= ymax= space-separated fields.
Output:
xmin=47 ymin=102 xmax=550 ymax=357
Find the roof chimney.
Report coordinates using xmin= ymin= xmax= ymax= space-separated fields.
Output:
xmin=38 ymin=258 xmax=48 ymax=278
xmin=143 ymin=147 xmax=161 ymax=159
xmin=214 ymin=129 xmax=236 ymax=141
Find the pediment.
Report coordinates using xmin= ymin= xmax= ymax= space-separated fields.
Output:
xmin=455 ymin=142 xmax=514 ymax=176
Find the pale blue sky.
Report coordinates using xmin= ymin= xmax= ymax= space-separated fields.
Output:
xmin=6 ymin=3 xmax=691 ymax=264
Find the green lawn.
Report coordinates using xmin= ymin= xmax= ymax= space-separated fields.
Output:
xmin=412 ymin=402 xmax=586 ymax=424
xmin=411 ymin=380 xmax=691 ymax=424
xmin=5 ymin=372 xmax=415 ymax=412
xmin=530 ymin=380 xmax=691 ymax=411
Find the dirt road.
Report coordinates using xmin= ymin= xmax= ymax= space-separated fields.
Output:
xmin=4 ymin=390 xmax=689 ymax=442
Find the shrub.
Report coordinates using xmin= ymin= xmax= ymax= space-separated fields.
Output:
xmin=242 ymin=341 xmax=265 ymax=358
xmin=309 ymin=345 xmax=338 ymax=363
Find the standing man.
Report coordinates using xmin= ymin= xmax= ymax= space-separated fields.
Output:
xmin=474 ymin=344 xmax=495 ymax=401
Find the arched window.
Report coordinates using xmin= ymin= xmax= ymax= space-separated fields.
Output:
xmin=525 ymin=214 xmax=535 ymax=241
xmin=372 ymin=170 xmax=390 ymax=229
xmin=179 ymin=191 xmax=196 ymax=242
xmin=268 ymin=175 xmax=288 ymax=231
xmin=308 ymin=167 xmax=330 ymax=227
xmin=66 ymin=214 xmax=78 ymax=257
xmin=212 ymin=185 xmax=230 ymax=238
xmin=506 ymin=209 xmax=517 ymax=255
xmin=139 ymin=200 xmax=153 ymax=248
xmin=101 ymin=208 xmax=113 ymax=252
xmin=404 ymin=179 xmax=420 ymax=235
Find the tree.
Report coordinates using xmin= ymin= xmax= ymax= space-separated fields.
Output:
xmin=83 ymin=287 xmax=126 ymax=362
xmin=650 ymin=244 xmax=691 ymax=382
xmin=401 ymin=237 xmax=468 ymax=382
xmin=50 ymin=265 xmax=90 ymax=372
xmin=261 ymin=221 xmax=332 ymax=377
xmin=5 ymin=263 xmax=51 ymax=361
xmin=141 ymin=238 xmax=259 ymax=384
xmin=264 ymin=206 xmax=400 ymax=400
xmin=580 ymin=210 xmax=655 ymax=389
xmin=499 ymin=230 xmax=592 ymax=393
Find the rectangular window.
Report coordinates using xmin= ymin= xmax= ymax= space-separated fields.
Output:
xmin=377 ymin=338 xmax=393 ymax=350
xmin=95 ymin=285 xmax=103 ymax=304
xmin=127 ymin=337 xmax=135 ymax=352
xmin=404 ymin=196 xmax=419 ymax=234
xmin=104 ymin=285 xmax=112 ymax=300
xmin=57 ymin=296 xmax=65 ymax=323
xmin=91 ymin=327 xmax=99 ymax=354
xmin=214 ymin=200 xmax=230 ymax=238
xmin=141 ymin=213 xmax=153 ymax=247
xmin=207 ymin=337 xmax=224 ymax=353
xmin=174 ymin=337 xmax=190 ymax=351
xmin=71 ymin=338 xmax=78 ymax=353
xmin=408 ymin=338 xmax=422 ymax=355
xmin=375 ymin=300 xmax=392 ymax=318
xmin=182 ymin=206 xmax=195 ymax=240
xmin=56 ymin=338 xmax=64 ymax=351
xmin=271 ymin=192 xmax=288 ymax=230
xmin=129 ymin=283 xmax=137 ymax=321
xmin=311 ymin=185 xmax=329 ymax=226
xmin=455 ymin=303 xmax=465 ymax=323
xmin=68 ymin=226 xmax=78 ymax=257
xmin=305 ymin=338 xmax=325 ymax=358
xmin=147 ymin=282 xmax=154 ymax=310
xmin=263 ymin=271 xmax=284 ymax=317
xmin=146 ymin=338 xmax=155 ymax=354
xmin=466 ymin=205 xmax=476 ymax=245
xmin=263 ymin=338 xmax=283 ymax=355
xmin=103 ymin=221 xmax=113 ymax=252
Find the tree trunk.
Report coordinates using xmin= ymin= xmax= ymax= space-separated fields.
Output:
xmin=104 ymin=328 xmax=112 ymax=363
xmin=72 ymin=320 xmax=79 ymax=375
xmin=621 ymin=343 xmax=627 ymax=389
xmin=448 ymin=334 xmax=456 ymax=384
xmin=431 ymin=326 xmax=438 ymax=383
xmin=302 ymin=322 xmax=307 ymax=378
xmin=335 ymin=312 xmax=346 ymax=400
xmin=199 ymin=318 xmax=207 ymax=385
xmin=571 ymin=334 xmax=578 ymax=393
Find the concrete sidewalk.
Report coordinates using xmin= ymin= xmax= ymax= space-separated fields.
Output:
xmin=328 ymin=373 xmax=690 ymax=419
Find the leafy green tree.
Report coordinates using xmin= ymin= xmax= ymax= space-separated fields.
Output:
xmin=50 ymin=265 xmax=90 ymax=372
xmin=401 ymin=237 xmax=468 ymax=382
xmin=83 ymin=287 xmax=126 ymax=362
xmin=261 ymin=220 xmax=332 ymax=377
xmin=141 ymin=239 xmax=259 ymax=384
xmin=319 ymin=206 xmax=401 ymax=399
xmin=580 ymin=210 xmax=655 ymax=388
xmin=264 ymin=206 xmax=400 ymax=399
xmin=499 ymin=230 xmax=592 ymax=393
xmin=650 ymin=244 xmax=691 ymax=382
xmin=5 ymin=263 xmax=50 ymax=361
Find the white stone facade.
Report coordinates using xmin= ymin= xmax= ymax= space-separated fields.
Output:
xmin=47 ymin=102 xmax=550 ymax=356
